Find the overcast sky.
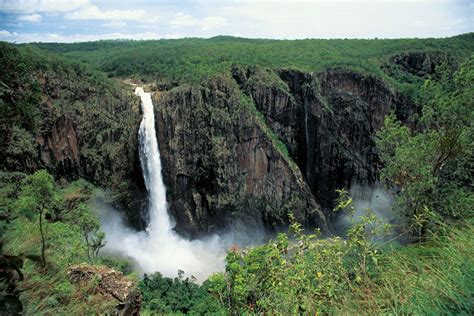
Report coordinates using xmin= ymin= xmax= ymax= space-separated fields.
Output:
xmin=0 ymin=0 xmax=472 ymax=43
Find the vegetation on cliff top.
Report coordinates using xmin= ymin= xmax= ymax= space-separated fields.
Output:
xmin=32 ymin=34 xmax=473 ymax=90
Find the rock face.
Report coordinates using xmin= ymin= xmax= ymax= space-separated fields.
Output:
xmin=34 ymin=81 xmax=147 ymax=229
xmin=67 ymin=264 xmax=141 ymax=315
xmin=36 ymin=115 xmax=80 ymax=175
xmin=233 ymin=66 xmax=417 ymax=211
xmin=148 ymin=65 xmax=418 ymax=235
xmin=153 ymin=77 xmax=328 ymax=236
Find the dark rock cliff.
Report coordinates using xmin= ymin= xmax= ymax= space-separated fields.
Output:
xmin=153 ymin=77 xmax=328 ymax=236
xmin=233 ymin=66 xmax=417 ymax=212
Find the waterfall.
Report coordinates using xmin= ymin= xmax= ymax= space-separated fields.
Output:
xmin=136 ymin=87 xmax=172 ymax=236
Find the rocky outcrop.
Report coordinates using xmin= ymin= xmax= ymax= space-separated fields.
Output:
xmin=304 ymin=69 xmax=411 ymax=210
xmin=68 ymin=264 xmax=141 ymax=315
xmin=232 ymin=66 xmax=302 ymax=158
xmin=153 ymin=76 xmax=328 ymax=236
xmin=36 ymin=115 xmax=80 ymax=175
xmin=383 ymin=50 xmax=456 ymax=78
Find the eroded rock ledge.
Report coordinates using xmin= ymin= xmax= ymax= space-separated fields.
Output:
xmin=68 ymin=264 xmax=141 ymax=315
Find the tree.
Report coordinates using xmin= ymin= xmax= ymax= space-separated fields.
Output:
xmin=18 ymin=170 xmax=55 ymax=266
xmin=77 ymin=204 xmax=106 ymax=263
xmin=376 ymin=55 xmax=474 ymax=236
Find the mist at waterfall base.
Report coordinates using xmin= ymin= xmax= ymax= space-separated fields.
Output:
xmin=95 ymin=87 xmax=266 ymax=282
xmin=334 ymin=183 xmax=398 ymax=237
xmin=95 ymin=199 xmax=265 ymax=281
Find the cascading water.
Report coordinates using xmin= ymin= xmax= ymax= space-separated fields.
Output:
xmin=136 ymin=87 xmax=172 ymax=237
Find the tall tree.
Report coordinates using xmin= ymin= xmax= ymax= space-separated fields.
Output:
xmin=18 ymin=170 xmax=55 ymax=266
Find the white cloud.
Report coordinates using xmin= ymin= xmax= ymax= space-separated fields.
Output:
xmin=0 ymin=29 xmax=17 ymax=37
xmin=18 ymin=13 xmax=41 ymax=22
xmin=170 ymin=13 xmax=196 ymax=27
xmin=162 ymin=33 xmax=182 ymax=39
xmin=0 ymin=0 xmax=91 ymax=14
xmin=64 ymin=5 xmax=147 ymax=21
xmin=102 ymin=21 xmax=127 ymax=28
xmin=170 ymin=13 xmax=227 ymax=31
xmin=0 ymin=0 xmax=470 ymax=41
xmin=215 ymin=0 xmax=473 ymax=39
xmin=201 ymin=16 xmax=227 ymax=31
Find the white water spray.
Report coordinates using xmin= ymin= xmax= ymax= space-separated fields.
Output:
xmin=96 ymin=87 xmax=265 ymax=281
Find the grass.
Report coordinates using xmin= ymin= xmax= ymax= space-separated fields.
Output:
xmin=338 ymin=220 xmax=474 ymax=314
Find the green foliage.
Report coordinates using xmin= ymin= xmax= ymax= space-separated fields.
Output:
xmin=5 ymin=126 xmax=36 ymax=168
xmin=0 ymin=43 xmax=42 ymax=133
xmin=204 ymin=193 xmax=472 ymax=314
xmin=77 ymin=204 xmax=106 ymax=263
xmin=376 ymin=55 xmax=474 ymax=231
xmin=244 ymin=65 xmax=290 ymax=92
xmin=0 ymin=42 xmax=141 ymax=216
xmin=338 ymin=220 xmax=474 ymax=314
xmin=32 ymin=35 xmax=474 ymax=89
xmin=207 ymin=199 xmax=389 ymax=314
xmin=17 ymin=170 xmax=55 ymax=265
xmin=98 ymin=255 xmax=135 ymax=275
xmin=139 ymin=272 xmax=223 ymax=315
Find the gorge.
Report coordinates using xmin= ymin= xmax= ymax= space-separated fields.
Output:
xmin=1 ymin=34 xmax=472 ymax=314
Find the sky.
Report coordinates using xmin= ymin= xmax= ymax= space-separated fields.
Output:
xmin=0 ymin=0 xmax=473 ymax=43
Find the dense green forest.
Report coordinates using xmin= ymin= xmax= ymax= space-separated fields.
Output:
xmin=33 ymin=34 xmax=473 ymax=87
xmin=1 ymin=34 xmax=473 ymax=314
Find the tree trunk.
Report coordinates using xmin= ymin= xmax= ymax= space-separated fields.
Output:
xmin=85 ymin=234 xmax=92 ymax=263
xmin=39 ymin=205 xmax=46 ymax=266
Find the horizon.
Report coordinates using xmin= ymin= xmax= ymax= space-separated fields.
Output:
xmin=1 ymin=0 xmax=473 ymax=43
xmin=5 ymin=32 xmax=474 ymax=45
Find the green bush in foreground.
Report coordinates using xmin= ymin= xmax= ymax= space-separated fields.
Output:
xmin=201 ymin=204 xmax=473 ymax=315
